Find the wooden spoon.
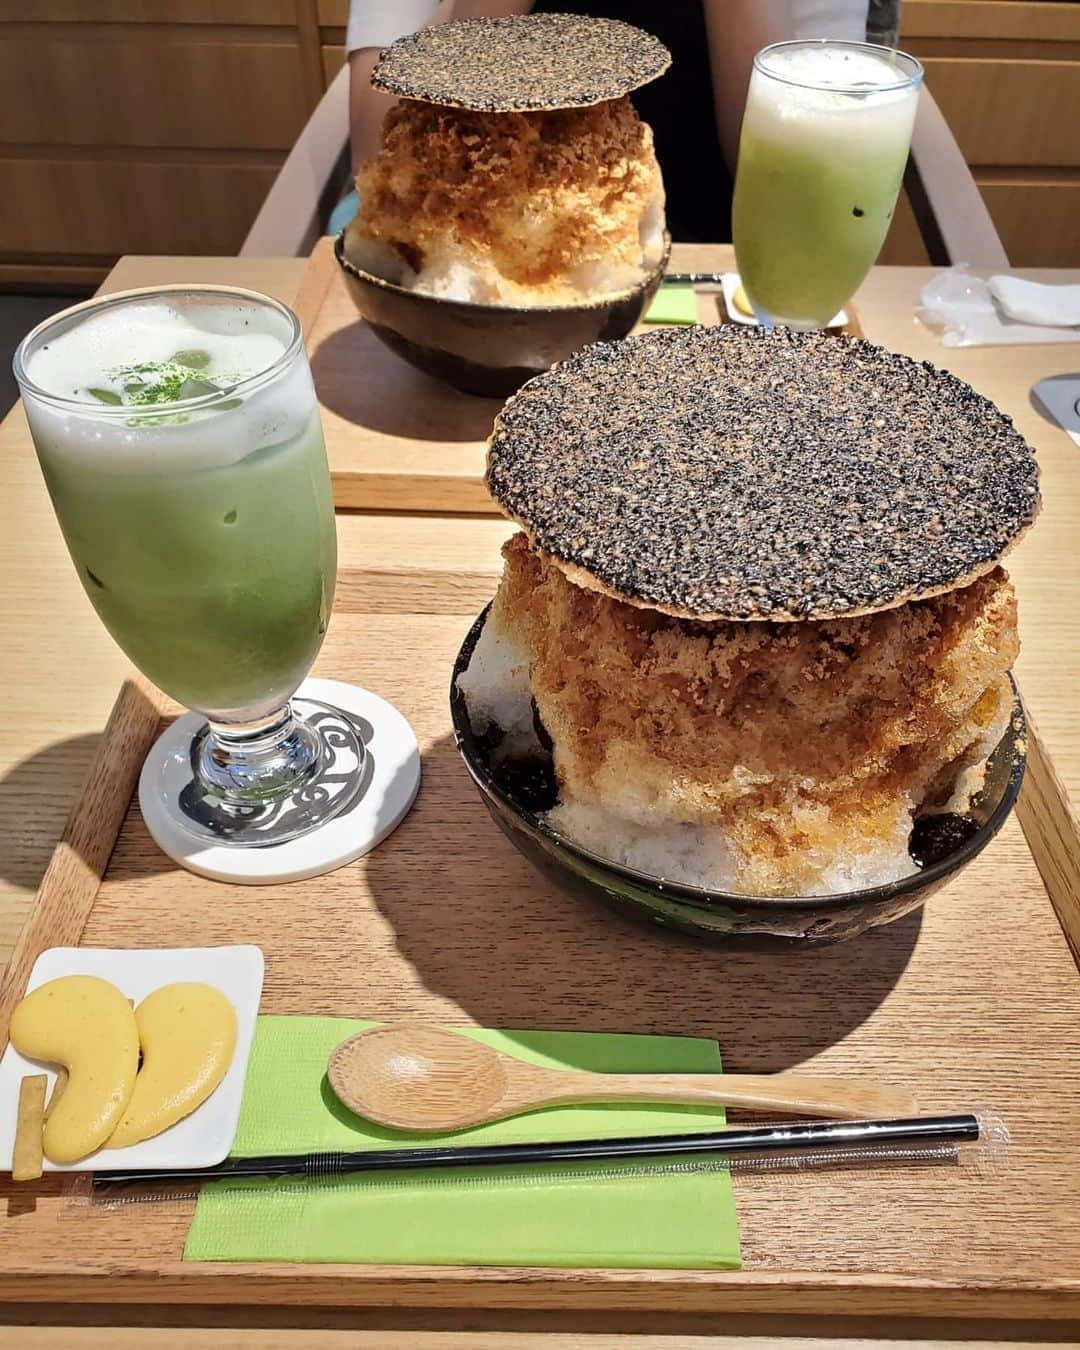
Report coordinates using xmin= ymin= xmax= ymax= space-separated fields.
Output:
xmin=327 ymin=1024 xmax=917 ymax=1132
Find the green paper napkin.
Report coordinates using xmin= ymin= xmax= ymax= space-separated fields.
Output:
xmin=184 ymin=1017 xmax=741 ymax=1269
xmin=643 ymin=284 xmax=698 ymax=325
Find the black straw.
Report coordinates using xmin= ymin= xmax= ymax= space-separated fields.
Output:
xmin=92 ymin=1115 xmax=980 ymax=1191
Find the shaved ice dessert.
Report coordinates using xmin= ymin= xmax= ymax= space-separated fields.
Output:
xmin=344 ymin=14 xmax=670 ymax=308
xmin=458 ymin=325 xmax=1039 ymax=899
xmin=461 ymin=536 xmax=1017 ymax=897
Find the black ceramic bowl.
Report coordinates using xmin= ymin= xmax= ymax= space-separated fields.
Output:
xmin=450 ymin=608 xmax=1027 ymax=950
xmin=334 ymin=230 xmax=671 ymax=398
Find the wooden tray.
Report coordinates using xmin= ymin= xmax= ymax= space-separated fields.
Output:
xmin=296 ymin=238 xmax=498 ymax=515
xmin=301 ymin=240 xmax=862 ymax=517
xmin=1 ymin=565 xmax=1079 ymax=1320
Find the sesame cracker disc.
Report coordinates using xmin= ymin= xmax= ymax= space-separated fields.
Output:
xmin=486 ymin=326 xmax=1040 ymax=622
xmin=371 ymin=14 xmax=671 ymax=113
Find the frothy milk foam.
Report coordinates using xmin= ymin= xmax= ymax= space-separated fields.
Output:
xmin=747 ymin=44 xmax=917 ymax=149
xmin=27 ymin=300 xmax=287 ymax=402
xmin=23 ymin=296 xmax=313 ymax=472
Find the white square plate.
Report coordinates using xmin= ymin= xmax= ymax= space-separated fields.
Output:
xmin=0 ymin=945 xmax=264 ymax=1173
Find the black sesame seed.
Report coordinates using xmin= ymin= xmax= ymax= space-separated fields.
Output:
xmin=371 ymin=14 xmax=670 ymax=112
xmin=853 ymin=206 xmax=865 ymax=217
xmin=486 ymin=326 xmax=1040 ymax=622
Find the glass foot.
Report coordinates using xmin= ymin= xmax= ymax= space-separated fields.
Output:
xmin=138 ymin=678 xmax=421 ymax=883
xmin=179 ymin=697 xmax=367 ymax=847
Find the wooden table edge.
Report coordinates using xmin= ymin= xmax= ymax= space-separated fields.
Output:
xmin=330 ymin=472 xmax=496 ymax=515
xmin=0 ymin=1263 xmax=1076 ymax=1319
xmin=1016 ymin=713 xmax=1080 ymax=965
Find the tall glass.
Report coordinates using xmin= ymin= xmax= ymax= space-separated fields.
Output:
xmin=732 ymin=40 xmax=923 ymax=329
xmin=14 ymin=286 xmax=361 ymax=847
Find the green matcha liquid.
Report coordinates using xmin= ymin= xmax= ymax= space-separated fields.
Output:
xmin=733 ymin=41 xmax=922 ymax=329
xmin=37 ymin=413 xmax=335 ymax=718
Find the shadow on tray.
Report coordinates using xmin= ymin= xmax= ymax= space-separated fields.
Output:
xmin=309 ymin=321 xmax=501 ymax=442
xmin=0 ymin=732 xmax=176 ymax=891
xmin=363 ymin=732 xmax=922 ymax=1074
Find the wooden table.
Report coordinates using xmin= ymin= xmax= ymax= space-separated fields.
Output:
xmin=1 ymin=248 xmax=1078 ymax=1346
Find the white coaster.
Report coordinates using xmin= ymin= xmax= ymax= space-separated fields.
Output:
xmin=0 ymin=944 xmax=263 ymax=1172
xmin=139 ymin=678 xmax=421 ymax=884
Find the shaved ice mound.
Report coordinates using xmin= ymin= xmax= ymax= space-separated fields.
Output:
xmin=346 ymin=97 xmax=666 ymax=308
xmin=458 ymin=535 xmax=1019 ymax=899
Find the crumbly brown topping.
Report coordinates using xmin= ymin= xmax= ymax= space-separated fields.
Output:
xmin=371 ymin=14 xmax=670 ymax=112
xmin=495 ymin=533 xmax=1019 ymax=896
xmin=487 ymin=325 xmax=1041 ymax=621
xmin=353 ymin=96 xmax=663 ymax=294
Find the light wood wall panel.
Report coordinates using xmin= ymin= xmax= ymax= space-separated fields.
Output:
xmin=323 ymin=43 xmax=346 ymax=83
xmin=0 ymin=262 xmax=112 ymax=290
xmin=920 ymin=58 xmax=1080 ymax=168
xmin=0 ymin=159 xmax=280 ymax=258
xmin=6 ymin=2 xmax=297 ymax=22
xmin=902 ymin=0 xmax=1080 ymax=43
xmin=322 ymin=44 xmax=344 ymax=83
xmin=980 ymin=178 xmax=1080 ymax=269
xmin=0 ymin=6 xmax=329 ymax=283
xmin=900 ymin=2 xmax=1080 ymax=266
xmin=0 ymin=27 xmax=310 ymax=152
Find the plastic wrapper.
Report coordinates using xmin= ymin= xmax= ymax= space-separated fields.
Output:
xmin=917 ymin=266 xmax=1080 ymax=348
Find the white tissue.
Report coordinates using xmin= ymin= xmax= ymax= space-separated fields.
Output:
xmin=988 ymin=276 xmax=1080 ymax=328
xmin=917 ymin=265 xmax=1080 ymax=347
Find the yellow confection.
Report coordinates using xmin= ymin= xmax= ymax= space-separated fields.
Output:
xmin=732 ymin=282 xmax=754 ymax=317
xmin=9 ymin=976 xmax=139 ymax=1164
xmin=12 ymin=1074 xmax=47 ymax=1182
xmin=107 ymin=983 xmax=237 ymax=1149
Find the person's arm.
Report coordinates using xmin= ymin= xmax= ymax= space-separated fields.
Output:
xmin=347 ymin=0 xmax=445 ymax=173
xmin=348 ymin=50 xmax=397 ymax=173
xmin=702 ymin=0 xmax=792 ymax=171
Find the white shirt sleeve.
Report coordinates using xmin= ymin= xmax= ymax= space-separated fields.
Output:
xmin=346 ymin=0 xmax=443 ymax=54
xmin=788 ymin=0 xmax=868 ymax=41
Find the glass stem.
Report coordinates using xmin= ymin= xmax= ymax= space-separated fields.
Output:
xmin=197 ymin=701 xmax=322 ymax=804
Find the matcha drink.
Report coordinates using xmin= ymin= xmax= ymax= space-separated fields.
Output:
xmin=18 ymin=291 xmax=335 ymax=721
xmin=733 ymin=42 xmax=922 ymax=328
xmin=14 ymin=285 xmax=423 ymax=870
